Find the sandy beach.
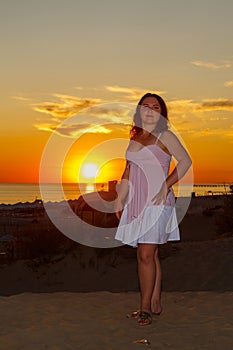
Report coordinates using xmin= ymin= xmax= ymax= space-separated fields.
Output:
xmin=0 ymin=195 xmax=233 ymax=349
xmin=1 ymin=291 xmax=232 ymax=350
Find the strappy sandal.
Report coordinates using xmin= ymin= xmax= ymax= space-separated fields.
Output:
xmin=127 ymin=309 xmax=162 ymax=318
xmin=137 ymin=311 xmax=152 ymax=326
xmin=126 ymin=310 xmax=140 ymax=319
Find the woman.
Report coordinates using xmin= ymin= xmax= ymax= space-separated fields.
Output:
xmin=115 ymin=93 xmax=192 ymax=325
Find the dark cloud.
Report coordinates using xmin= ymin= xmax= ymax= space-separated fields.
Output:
xmin=33 ymin=95 xmax=101 ymax=118
xmin=197 ymin=99 xmax=233 ymax=111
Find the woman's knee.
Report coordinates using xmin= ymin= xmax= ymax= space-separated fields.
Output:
xmin=154 ymin=247 xmax=159 ymax=260
xmin=137 ymin=246 xmax=156 ymax=265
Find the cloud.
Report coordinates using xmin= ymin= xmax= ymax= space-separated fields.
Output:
xmin=167 ymin=99 xmax=198 ymax=113
xmin=33 ymin=95 xmax=134 ymax=137
xmin=224 ymin=80 xmax=233 ymax=87
xmin=34 ymin=95 xmax=233 ymax=138
xmin=20 ymin=86 xmax=233 ymax=140
xmin=12 ymin=96 xmax=31 ymax=101
xmin=164 ymin=99 xmax=233 ymax=138
xmin=35 ymin=117 xmax=130 ymax=138
xmin=191 ymin=60 xmax=231 ymax=69
xmin=168 ymin=98 xmax=233 ymax=112
xmin=105 ymin=85 xmax=165 ymax=101
xmin=32 ymin=94 xmax=101 ymax=118
xmin=34 ymin=123 xmax=58 ymax=133
xmin=36 ymin=119 xmax=107 ymax=136
xmin=197 ymin=99 xmax=233 ymax=111
xmin=35 ymin=122 xmax=112 ymax=138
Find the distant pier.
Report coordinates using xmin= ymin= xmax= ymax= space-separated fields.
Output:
xmin=193 ymin=183 xmax=232 ymax=196
xmin=193 ymin=184 xmax=231 ymax=187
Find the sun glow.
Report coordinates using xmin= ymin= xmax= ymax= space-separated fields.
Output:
xmin=81 ymin=162 xmax=99 ymax=179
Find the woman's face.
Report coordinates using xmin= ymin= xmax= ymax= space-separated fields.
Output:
xmin=140 ymin=96 xmax=162 ymax=127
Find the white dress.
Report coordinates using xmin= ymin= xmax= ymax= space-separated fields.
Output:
xmin=115 ymin=135 xmax=180 ymax=247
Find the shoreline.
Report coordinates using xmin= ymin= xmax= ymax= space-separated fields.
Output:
xmin=0 ymin=191 xmax=231 ymax=207
xmin=0 ymin=181 xmax=232 ymax=205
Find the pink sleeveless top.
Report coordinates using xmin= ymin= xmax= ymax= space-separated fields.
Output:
xmin=126 ymin=133 xmax=175 ymax=223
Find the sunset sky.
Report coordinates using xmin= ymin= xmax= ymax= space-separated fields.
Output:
xmin=1 ymin=0 xmax=233 ymax=184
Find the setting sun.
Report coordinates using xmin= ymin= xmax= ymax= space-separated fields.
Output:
xmin=81 ymin=162 xmax=99 ymax=179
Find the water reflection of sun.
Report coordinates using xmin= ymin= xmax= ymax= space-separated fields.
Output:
xmin=86 ymin=184 xmax=95 ymax=192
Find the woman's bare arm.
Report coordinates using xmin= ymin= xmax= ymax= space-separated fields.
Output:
xmin=152 ymin=130 xmax=192 ymax=204
xmin=163 ymin=130 xmax=192 ymax=188
xmin=115 ymin=161 xmax=130 ymax=219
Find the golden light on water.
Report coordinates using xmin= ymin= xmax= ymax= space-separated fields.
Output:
xmin=86 ymin=184 xmax=95 ymax=192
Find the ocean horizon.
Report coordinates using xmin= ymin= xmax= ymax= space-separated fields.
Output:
xmin=0 ymin=182 xmax=232 ymax=205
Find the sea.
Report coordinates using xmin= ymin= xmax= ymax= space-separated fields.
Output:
xmin=0 ymin=182 xmax=232 ymax=205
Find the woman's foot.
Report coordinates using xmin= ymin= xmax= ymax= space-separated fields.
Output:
xmin=151 ymin=302 xmax=162 ymax=316
xmin=137 ymin=311 xmax=152 ymax=326
xmin=152 ymin=309 xmax=162 ymax=316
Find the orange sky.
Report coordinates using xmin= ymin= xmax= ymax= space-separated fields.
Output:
xmin=1 ymin=91 xmax=233 ymax=185
xmin=1 ymin=92 xmax=233 ymax=185
xmin=1 ymin=1 xmax=233 ymax=184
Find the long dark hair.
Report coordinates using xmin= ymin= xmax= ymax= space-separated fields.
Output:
xmin=130 ymin=93 xmax=169 ymax=138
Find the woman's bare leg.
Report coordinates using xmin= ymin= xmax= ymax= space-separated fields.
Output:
xmin=137 ymin=243 xmax=157 ymax=312
xmin=151 ymin=247 xmax=162 ymax=314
